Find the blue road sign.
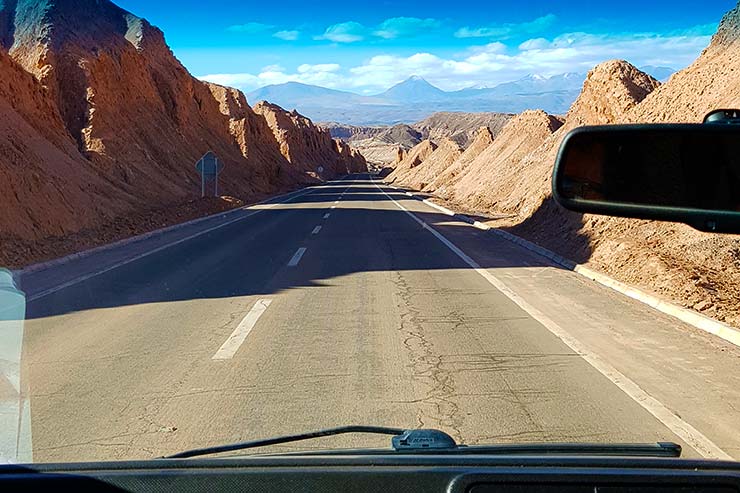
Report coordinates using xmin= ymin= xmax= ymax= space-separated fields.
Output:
xmin=195 ymin=151 xmax=223 ymax=176
xmin=195 ymin=151 xmax=224 ymax=197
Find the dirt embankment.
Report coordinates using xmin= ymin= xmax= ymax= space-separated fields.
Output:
xmin=0 ymin=0 xmax=366 ymax=268
xmin=385 ymin=2 xmax=740 ymax=327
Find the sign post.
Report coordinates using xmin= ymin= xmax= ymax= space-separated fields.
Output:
xmin=195 ymin=151 xmax=224 ymax=198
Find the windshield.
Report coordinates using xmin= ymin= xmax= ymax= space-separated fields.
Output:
xmin=0 ymin=0 xmax=739 ymax=464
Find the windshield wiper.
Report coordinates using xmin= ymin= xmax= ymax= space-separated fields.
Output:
xmin=163 ymin=427 xmax=681 ymax=459
xmin=163 ymin=425 xmax=405 ymax=459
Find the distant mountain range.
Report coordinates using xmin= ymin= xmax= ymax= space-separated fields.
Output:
xmin=245 ymin=66 xmax=674 ymax=125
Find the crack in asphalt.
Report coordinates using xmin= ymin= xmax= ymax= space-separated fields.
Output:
xmin=388 ymin=267 xmax=569 ymax=445
xmin=391 ymin=270 xmax=464 ymax=440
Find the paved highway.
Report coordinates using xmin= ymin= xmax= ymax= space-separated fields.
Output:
xmin=14 ymin=174 xmax=740 ymax=462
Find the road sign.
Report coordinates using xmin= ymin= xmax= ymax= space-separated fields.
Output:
xmin=195 ymin=151 xmax=224 ymax=197
xmin=195 ymin=151 xmax=223 ymax=176
xmin=317 ymin=166 xmax=324 ymax=173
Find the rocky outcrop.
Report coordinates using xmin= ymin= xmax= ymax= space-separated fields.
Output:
xmin=445 ymin=61 xmax=653 ymax=218
xmin=625 ymin=4 xmax=740 ymax=123
xmin=411 ymin=112 xmax=513 ymax=147
xmin=334 ymin=139 xmax=369 ymax=174
xmin=253 ymin=101 xmax=366 ymax=177
xmin=384 ymin=61 xmax=660 ymax=214
xmin=566 ymin=60 xmax=660 ymax=126
xmin=0 ymin=46 xmax=124 ymax=240
xmin=0 ymin=0 xmax=365 ymax=251
xmin=439 ymin=110 xmax=563 ymax=213
xmin=386 ymin=140 xmax=437 ymax=183
xmin=328 ymin=124 xmax=422 ymax=167
xmin=330 ymin=112 xmax=511 ymax=167
xmin=426 ymin=126 xmax=495 ymax=194
xmin=2 ymin=0 xmax=288 ymax=201
xmin=392 ymin=138 xmax=463 ymax=190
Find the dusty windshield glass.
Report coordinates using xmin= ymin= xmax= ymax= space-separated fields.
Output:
xmin=0 ymin=0 xmax=739 ymax=464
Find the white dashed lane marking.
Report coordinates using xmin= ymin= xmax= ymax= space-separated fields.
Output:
xmin=287 ymin=247 xmax=307 ymax=267
xmin=212 ymin=299 xmax=272 ymax=360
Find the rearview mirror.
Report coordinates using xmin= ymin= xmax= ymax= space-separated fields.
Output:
xmin=553 ymin=124 xmax=740 ymax=233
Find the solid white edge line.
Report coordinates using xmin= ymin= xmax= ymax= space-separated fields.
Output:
xmin=212 ymin=299 xmax=272 ymax=360
xmin=398 ymin=189 xmax=740 ymax=348
xmin=288 ymin=247 xmax=307 ymax=267
xmin=373 ymin=180 xmax=732 ymax=460
xmin=17 ymin=186 xmax=315 ymax=277
xmin=422 ymin=198 xmax=455 ymax=217
xmin=25 ymin=188 xmax=316 ymax=302
xmin=311 ymin=226 xmax=322 ymax=235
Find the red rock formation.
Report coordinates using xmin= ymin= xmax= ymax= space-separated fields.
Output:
xmin=0 ymin=0 xmax=366 ymax=249
xmin=253 ymin=101 xmax=366 ymax=178
xmin=0 ymin=46 xmax=124 ymax=240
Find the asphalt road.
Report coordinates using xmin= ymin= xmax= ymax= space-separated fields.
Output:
xmin=13 ymin=174 xmax=740 ymax=463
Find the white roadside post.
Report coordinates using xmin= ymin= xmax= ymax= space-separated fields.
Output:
xmin=0 ymin=269 xmax=31 ymax=463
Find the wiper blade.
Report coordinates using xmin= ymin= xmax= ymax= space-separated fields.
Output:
xmin=162 ymin=425 xmax=405 ymax=459
xmin=390 ymin=430 xmax=680 ymax=457
xmin=400 ymin=441 xmax=682 ymax=457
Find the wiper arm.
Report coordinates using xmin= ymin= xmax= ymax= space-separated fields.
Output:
xmin=164 ymin=426 xmax=681 ymax=459
xmin=162 ymin=425 xmax=405 ymax=459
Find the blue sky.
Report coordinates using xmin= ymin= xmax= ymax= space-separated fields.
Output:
xmin=115 ymin=0 xmax=735 ymax=94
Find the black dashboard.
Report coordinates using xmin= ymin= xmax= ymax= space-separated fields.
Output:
xmin=1 ymin=455 xmax=739 ymax=492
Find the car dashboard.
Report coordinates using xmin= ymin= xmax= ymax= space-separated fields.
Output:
xmin=1 ymin=455 xmax=739 ymax=492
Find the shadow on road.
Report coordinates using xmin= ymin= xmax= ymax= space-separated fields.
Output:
xmin=21 ymin=177 xmax=591 ymax=320
xmin=504 ymin=195 xmax=591 ymax=265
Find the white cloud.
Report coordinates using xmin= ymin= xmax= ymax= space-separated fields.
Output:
xmin=200 ymin=63 xmax=347 ymax=92
xmin=226 ymin=22 xmax=274 ymax=34
xmin=315 ymin=21 xmax=367 ymax=43
xmin=200 ymin=25 xmax=714 ymax=94
xmin=273 ymin=30 xmax=300 ymax=41
xmin=261 ymin=64 xmax=286 ymax=73
xmin=455 ymin=14 xmax=557 ymax=39
xmin=373 ymin=17 xmax=441 ymax=39
xmin=297 ymin=63 xmax=341 ymax=74
xmin=313 ymin=17 xmax=442 ymax=43
xmin=518 ymin=37 xmax=549 ymax=50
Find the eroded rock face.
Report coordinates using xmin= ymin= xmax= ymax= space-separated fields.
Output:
xmin=0 ymin=0 xmax=366 ymax=245
xmin=566 ymin=60 xmax=660 ymax=126
xmin=2 ymin=0 xmax=283 ymax=201
xmin=388 ymin=138 xmax=462 ymax=190
xmin=253 ymin=101 xmax=367 ymax=177
xmin=0 ymin=46 xmax=124 ymax=240
xmin=411 ymin=112 xmax=512 ymax=148
xmin=385 ymin=139 xmax=437 ymax=183
xmin=440 ymin=110 xmax=563 ymax=213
